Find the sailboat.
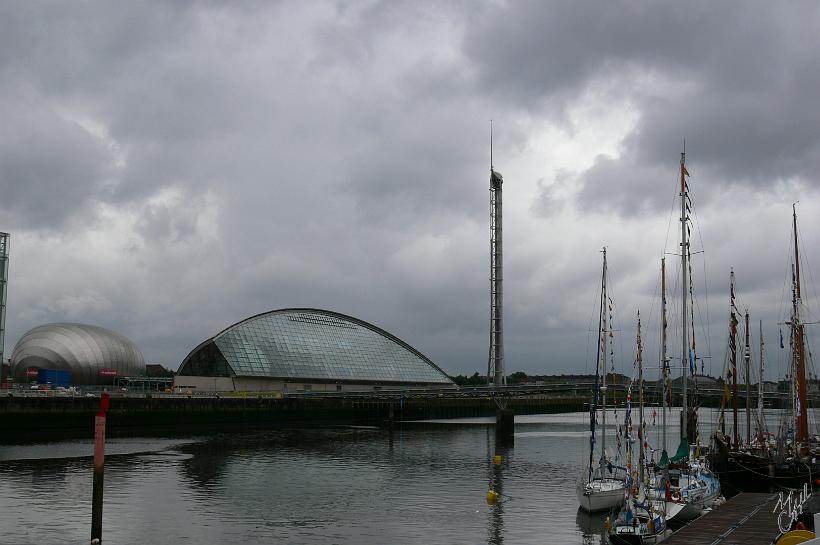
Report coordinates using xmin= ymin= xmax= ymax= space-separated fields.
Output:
xmin=648 ymin=149 xmax=722 ymax=522
xmin=608 ymin=313 xmax=669 ymax=545
xmin=770 ymin=205 xmax=820 ymax=488
xmin=710 ymin=206 xmax=820 ymax=492
xmin=710 ymin=272 xmax=775 ymax=494
xmin=577 ymin=248 xmax=629 ymax=512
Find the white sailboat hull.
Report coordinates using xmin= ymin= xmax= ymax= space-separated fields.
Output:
xmin=649 ymin=466 xmax=723 ymax=522
xmin=576 ymin=479 xmax=626 ymax=512
xmin=656 ymin=500 xmax=701 ymax=522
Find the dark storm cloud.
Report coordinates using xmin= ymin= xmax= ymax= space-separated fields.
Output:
xmin=1 ymin=1 xmax=818 ymax=378
xmin=463 ymin=1 xmax=820 ymax=214
xmin=0 ymin=0 xmax=498 ymax=371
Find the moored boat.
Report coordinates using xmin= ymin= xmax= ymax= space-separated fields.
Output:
xmin=648 ymin=149 xmax=723 ymax=522
xmin=608 ymin=502 xmax=668 ymax=545
xmin=609 ymin=314 xmax=669 ymax=544
xmin=577 ymin=248 xmax=628 ymax=512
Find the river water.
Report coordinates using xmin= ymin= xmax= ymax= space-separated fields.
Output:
xmin=0 ymin=408 xmax=807 ymax=545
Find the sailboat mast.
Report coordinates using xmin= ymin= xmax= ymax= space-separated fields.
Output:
xmin=588 ymin=250 xmax=606 ymax=482
xmin=792 ymin=205 xmax=808 ymax=445
xmin=638 ymin=311 xmax=644 ymax=485
xmin=601 ymin=248 xmax=608 ymax=464
xmin=745 ymin=310 xmax=751 ymax=446
xmin=661 ymin=257 xmax=668 ymax=452
xmin=680 ymin=149 xmax=689 ymax=441
xmin=758 ymin=320 xmax=765 ymax=443
xmin=730 ymin=270 xmax=739 ymax=449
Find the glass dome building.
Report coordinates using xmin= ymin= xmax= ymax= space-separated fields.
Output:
xmin=176 ymin=308 xmax=453 ymax=392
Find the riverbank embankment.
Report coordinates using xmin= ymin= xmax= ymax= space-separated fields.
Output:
xmin=0 ymin=393 xmax=587 ymax=441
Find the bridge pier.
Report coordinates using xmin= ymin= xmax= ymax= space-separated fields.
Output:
xmin=496 ymin=408 xmax=514 ymax=445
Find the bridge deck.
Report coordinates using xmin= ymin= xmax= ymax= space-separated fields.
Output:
xmin=664 ymin=493 xmax=781 ymax=545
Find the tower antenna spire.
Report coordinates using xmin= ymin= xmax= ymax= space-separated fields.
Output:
xmin=490 ymin=120 xmax=494 ymax=172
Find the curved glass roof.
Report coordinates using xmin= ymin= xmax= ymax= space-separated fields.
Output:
xmin=179 ymin=308 xmax=452 ymax=384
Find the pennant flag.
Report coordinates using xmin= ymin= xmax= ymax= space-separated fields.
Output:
xmin=780 ymin=328 xmax=785 ymax=349
xmin=689 ymin=349 xmax=696 ymax=374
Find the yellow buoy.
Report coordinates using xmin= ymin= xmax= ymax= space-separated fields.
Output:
xmin=486 ymin=489 xmax=499 ymax=504
xmin=776 ymin=529 xmax=815 ymax=545
xmin=494 ymin=455 xmax=503 ymax=466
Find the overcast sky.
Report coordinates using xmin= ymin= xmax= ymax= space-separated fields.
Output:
xmin=2 ymin=1 xmax=820 ymax=379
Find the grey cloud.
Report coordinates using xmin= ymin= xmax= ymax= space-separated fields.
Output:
xmin=0 ymin=91 xmax=112 ymax=228
xmin=3 ymin=1 xmax=820 ymax=378
xmin=464 ymin=2 xmax=820 ymax=214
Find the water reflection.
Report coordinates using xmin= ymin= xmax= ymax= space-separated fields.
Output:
xmin=1 ymin=414 xmax=659 ymax=544
xmin=180 ymin=438 xmax=234 ymax=488
xmin=486 ymin=425 xmax=510 ymax=545
xmin=575 ymin=508 xmax=608 ymax=545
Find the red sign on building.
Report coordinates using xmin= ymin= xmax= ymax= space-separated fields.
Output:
xmin=26 ymin=367 xmax=39 ymax=378
xmin=99 ymin=369 xmax=118 ymax=378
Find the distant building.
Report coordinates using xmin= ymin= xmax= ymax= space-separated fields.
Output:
xmin=175 ymin=308 xmax=454 ymax=392
xmin=10 ymin=323 xmax=145 ymax=385
xmin=145 ymin=363 xmax=173 ymax=377
xmin=671 ymin=375 xmax=720 ymax=389
xmin=761 ymin=380 xmax=778 ymax=393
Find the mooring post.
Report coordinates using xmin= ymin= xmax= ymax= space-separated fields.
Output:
xmin=91 ymin=392 xmax=110 ymax=544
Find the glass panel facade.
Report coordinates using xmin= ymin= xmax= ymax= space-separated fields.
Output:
xmin=179 ymin=341 xmax=234 ymax=377
xmin=201 ymin=310 xmax=451 ymax=384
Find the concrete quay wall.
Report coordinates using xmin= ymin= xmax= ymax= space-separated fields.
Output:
xmin=0 ymin=394 xmax=587 ymax=440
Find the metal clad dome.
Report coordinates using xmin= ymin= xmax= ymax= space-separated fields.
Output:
xmin=178 ymin=308 xmax=453 ymax=385
xmin=11 ymin=323 xmax=146 ymax=384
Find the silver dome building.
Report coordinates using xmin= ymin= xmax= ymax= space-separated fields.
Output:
xmin=11 ymin=323 xmax=146 ymax=385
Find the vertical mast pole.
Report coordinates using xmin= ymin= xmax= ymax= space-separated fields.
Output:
xmin=730 ymin=270 xmax=739 ymax=449
xmin=588 ymin=249 xmax=607 ymax=482
xmin=793 ymin=205 xmax=808 ymax=445
xmin=661 ymin=257 xmax=668 ymax=452
xmin=745 ymin=310 xmax=751 ymax=446
xmin=758 ymin=320 xmax=765 ymax=443
xmin=601 ymin=249 xmax=608 ymax=464
xmin=0 ymin=233 xmax=8 ymax=371
xmin=791 ymin=263 xmax=797 ymax=440
xmin=638 ymin=311 xmax=644 ymax=486
xmin=680 ymin=148 xmax=689 ymax=441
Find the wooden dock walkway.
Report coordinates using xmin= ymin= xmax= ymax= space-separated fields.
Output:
xmin=664 ymin=493 xmax=781 ymax=545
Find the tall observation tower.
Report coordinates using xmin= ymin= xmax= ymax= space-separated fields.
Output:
xmin=0 ymin=233 xmax=9 ymax=368
xmin=487 ymin=129 xmax=504 ymax=388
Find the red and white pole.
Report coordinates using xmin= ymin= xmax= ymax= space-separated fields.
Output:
xmin=91 ymin=392 xmax=110 ymax=544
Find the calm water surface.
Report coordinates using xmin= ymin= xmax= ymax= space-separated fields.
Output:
xmin=0 ymin=408 xmax=807 ymax=545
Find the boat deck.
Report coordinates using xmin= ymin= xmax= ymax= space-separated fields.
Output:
xmin=663 ymin=493 xmax=782 ymax=545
